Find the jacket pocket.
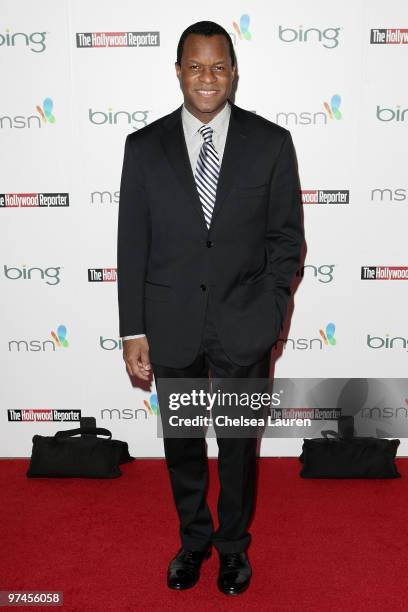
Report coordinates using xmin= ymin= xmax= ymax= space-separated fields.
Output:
xmin=144 ymin=280 xmax=172 ymax=302
xmin=240 ymin=273 xmax=276 ymax=295
xmin=234 ymin=183 xmax=268 ymax=198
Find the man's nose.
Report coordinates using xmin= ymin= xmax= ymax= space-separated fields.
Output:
xmin=199 ymin=67 xmax=216 ymax=83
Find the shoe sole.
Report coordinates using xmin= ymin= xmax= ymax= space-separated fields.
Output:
xmin=167 ymin=579 xmax=199 ymax=590
xmin=217 ymin=580 xmax=250 ymax=596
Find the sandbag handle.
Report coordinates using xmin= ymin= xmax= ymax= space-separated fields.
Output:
xmin=338 ymin=415 xmax=354 ymax=439
xmin=321 ymin=416 xmax=355 ymax=440
xmin=55 ymin=417 xmax=112 ymax=439
xmin=321 ymin=430 xmax=339 ymax=439
xmin=55 ymin=428 xmax=112 ymax=439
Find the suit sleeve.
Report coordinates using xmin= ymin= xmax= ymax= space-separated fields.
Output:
xmin=266 ymin=130 xmax=304 ymax=329
xmin=117 ymin=134 xmax=151 ymax=337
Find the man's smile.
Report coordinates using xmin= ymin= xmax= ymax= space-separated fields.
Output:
xmin=195 ymin=89 xmax=219 ymax=97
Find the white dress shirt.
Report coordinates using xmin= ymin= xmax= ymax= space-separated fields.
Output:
xmin=123 ymin=101 xmax=232 ymax=340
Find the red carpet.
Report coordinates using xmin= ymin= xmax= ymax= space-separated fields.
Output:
xmin=1 ymin=458 xmax=407 ymax=612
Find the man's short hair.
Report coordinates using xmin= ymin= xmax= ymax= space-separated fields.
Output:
xmin=176 ymin=21 xmax=236 ymax=67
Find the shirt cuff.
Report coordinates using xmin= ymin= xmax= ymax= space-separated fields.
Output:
xmin=122 ymin=334 xmax=146 ymax=340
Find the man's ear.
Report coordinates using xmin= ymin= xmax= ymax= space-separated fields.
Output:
xmin=175 ymin=61 xmax=181 ymax=80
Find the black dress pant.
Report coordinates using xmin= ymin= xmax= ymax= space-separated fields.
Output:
xmin=151 ymin=293 xmax=271 ymax=554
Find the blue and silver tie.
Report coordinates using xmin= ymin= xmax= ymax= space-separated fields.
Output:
xmin=194 ymin=125 xmax=220 ymax=229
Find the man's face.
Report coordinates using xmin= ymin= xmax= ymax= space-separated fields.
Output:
xmin=175 ymin=34 xmax=236 ymax=123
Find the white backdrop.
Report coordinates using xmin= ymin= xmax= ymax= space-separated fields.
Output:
xmin=1 ymin=0 xmax=407 ymax=457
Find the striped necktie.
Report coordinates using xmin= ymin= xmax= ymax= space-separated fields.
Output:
xmin=194 ymin=124 xmax=220 ymax=229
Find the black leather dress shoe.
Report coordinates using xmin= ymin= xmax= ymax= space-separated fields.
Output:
xmin=217 ymin=551 xmax=252 ymax=595
xmin=167 ymin=547 xmax=212 ymax=590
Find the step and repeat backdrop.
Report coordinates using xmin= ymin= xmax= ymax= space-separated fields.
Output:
xmin=1 ymin=0 xmax=407 ymax=457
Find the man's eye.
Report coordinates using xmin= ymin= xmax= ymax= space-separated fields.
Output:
xmin=190 ymin=65 xmax=199 ymax=69
xmin=215 ymin=66 xmax=224 ymax=70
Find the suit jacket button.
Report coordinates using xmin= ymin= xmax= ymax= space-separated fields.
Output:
xmin=200 ymin=284 xmax=207 ymax=291
xmin=206 ymin=240 xmax=213 ymax=248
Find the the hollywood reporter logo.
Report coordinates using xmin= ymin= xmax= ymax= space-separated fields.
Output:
xmin=88 ymin=268 xmax=117 ymax=282
xmin=361 ymin=266 xmax=408 ymax=280
xmin=8 ymin=409 xmax=80 ymax=422
xmin=370 ymin=29 xmax=408 ymax=44
xmin=301 ymin=190 xmax=349 ymax=204
xmin=0 ymin=192 xmax=68 ymax=207
xmin=76 ymin=31 xmax=160 ymax=48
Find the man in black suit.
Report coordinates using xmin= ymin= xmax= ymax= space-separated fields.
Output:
xmin=117 ymin=21 xmax=303 ymax=595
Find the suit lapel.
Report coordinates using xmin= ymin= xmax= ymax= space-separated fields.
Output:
xmin=160 ymin=101 xmax=248 ymax=234
xmin=161 ymin=105 xmax=208 ymax=234
xmin=211 ymin=101 xmax=248 ymax=226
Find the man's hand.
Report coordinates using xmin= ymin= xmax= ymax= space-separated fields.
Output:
xmin=123 ymin=336 xmax=151 ymax=381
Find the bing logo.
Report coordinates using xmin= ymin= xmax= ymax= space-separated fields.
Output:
xmin=232 ymin=15 xmax=252 ymax=41
xmin=143 ymin=393 xmax=159 ymax=416
xmin=36 ymin=98 xmax=55 ymax=124
xmin=319 ymin=322 xmax=336 ymax=346
xmin=323 ymin=94 xmax=342 ymax=120
xmin=51 ymin=324 xmax=69 ymax=348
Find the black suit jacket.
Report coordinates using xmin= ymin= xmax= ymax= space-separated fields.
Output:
xmin=117 ymin=101 xmax=304 ymax=367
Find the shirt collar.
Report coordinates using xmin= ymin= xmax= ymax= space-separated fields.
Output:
xmin=181 ymin=100 xmax=231 ymax=140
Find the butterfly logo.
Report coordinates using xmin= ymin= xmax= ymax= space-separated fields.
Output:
xmin=319 ymin=323 xmax=336 ymax=346
xmin=144 ymin=393 xmax=159 ymax=416
xmin=51 ymin=324 xmax=69 ymax=348
xmin=323 ymin=94 xmax=342 ymax=120
xmin=232 ymin=15 xmax=252 ymax=41
xmin=36 ymin=98 xmax=56 ymax=124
